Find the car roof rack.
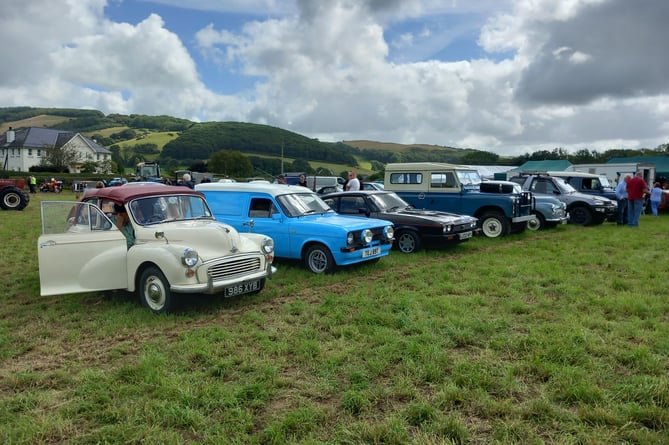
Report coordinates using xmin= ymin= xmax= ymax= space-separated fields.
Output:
xmin=515 ymin=170 xmax=552 ymax=177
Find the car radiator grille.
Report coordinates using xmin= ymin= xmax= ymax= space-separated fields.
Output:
xmin=453 ymin=223 xmax=474 ymax=232
xmin=370 ymin=227 xmax=387 ymax=243
xmin=208 ymin=257 xmax=262 ymax=281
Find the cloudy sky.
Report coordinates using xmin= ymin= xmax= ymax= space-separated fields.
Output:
xmin=1 ymin=0 xmax=668 ymax=157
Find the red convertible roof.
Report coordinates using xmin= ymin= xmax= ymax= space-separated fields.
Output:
xmin=81 ymin=184 xmax=203 ymax=204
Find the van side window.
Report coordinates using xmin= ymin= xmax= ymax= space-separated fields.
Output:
xmin=249 ymin=198 xmax=273 ymax=218
xmin=430 ymin=172 xmax=456 ymax=188
xmin=389 ymin=173 xmax=422 ymax=184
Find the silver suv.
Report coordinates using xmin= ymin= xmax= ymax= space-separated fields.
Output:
xmin=509 ymin=173 xmax=616 ymax=226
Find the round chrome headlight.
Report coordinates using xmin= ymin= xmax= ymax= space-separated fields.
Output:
xmin=362 ymin=229 xmax=373 ymax=244
xmin=347 ymin=232 xmax=355 ymax=245
xmin=181 ymin=248 xmax=199 ymax=267
xmin=385 ymin=226 xmax=394 ymax=240
xmin=262 ymin=237 xmax=274 ymax=254
xmin=443 ymin=225 xmax=452 ymax=233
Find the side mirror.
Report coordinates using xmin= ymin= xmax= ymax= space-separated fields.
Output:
xmin=242 ymin=220 xmax=255 ymax=231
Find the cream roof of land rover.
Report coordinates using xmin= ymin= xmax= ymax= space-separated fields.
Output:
xmin=385 ymin=162 xmax=473 ymax=171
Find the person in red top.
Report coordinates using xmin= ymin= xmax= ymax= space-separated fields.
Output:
xmin=626 ymin=171 xmax=649 ymax=227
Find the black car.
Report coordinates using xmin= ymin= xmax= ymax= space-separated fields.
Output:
xmin=321 ymin=190 xmax=479 ymax=253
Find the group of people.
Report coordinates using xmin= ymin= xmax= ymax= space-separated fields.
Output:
xmin=274 ymin=171 xmax=362 ymax=191
xmin=614 ymin=171 xmax=664 ymax=226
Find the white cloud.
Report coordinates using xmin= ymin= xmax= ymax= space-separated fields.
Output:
xmin=0 ymin=0 xmax=667 ymax=158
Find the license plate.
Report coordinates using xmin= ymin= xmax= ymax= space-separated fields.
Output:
xmin=225 ymin=280 xmax=260 ymax=297
xmin=362 ymin=246 xmax=381 ymax=258
xmin=458 ymin=231 xmax=473 ymax=240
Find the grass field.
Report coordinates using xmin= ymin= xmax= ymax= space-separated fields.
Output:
xmin=1 ymin=192 xmax=668 ymax=444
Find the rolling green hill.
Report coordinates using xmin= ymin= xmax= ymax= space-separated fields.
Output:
xmin=0 ymin=106 xmax=484 ymax=177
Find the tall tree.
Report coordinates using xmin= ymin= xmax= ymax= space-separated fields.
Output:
xmin=40 ymin=145 xmax=81 ymax=171
xmin=208 ymin=150 xmax=253 ymax=177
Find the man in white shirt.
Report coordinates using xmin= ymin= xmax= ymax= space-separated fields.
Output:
xmin=346 ymin=171 xmax=360 ymax=191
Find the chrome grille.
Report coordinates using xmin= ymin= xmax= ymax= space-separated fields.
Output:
xmin=208 ymin=257 xmax=262 ymax=281
xmin=370 ymin=226 xmax=387 ymax=242
xmin=453 ymin=222 xmax=475 ymax=232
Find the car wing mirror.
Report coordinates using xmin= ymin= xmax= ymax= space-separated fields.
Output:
xmin=155 ymin=231 xmax=169 ymax=243
xmin=242 ymin=219 xmax=255 ymax=231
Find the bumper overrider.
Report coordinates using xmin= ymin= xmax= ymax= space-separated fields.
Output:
xmin=170 ymin=252 xmax=276 ymax=295
xmin=595 ymin=203 xmax=617 ymax=217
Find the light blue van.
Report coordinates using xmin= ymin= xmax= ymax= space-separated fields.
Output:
xmin=196 ymin=182 xmax=394 ymax=273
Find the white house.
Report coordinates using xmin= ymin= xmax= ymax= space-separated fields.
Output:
xmin=0 ymin=127 xmax=112 ymax=173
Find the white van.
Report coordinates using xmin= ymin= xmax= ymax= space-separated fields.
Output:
xmin=286 ymin=174 xmax=344 ymax=193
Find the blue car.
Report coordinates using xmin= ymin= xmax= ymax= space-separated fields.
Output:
xmin=196 ymin=183 xmax=395 ymax=273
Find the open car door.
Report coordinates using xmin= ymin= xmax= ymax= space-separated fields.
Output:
xmin=37 ymin=201 xmax=128 ymax=296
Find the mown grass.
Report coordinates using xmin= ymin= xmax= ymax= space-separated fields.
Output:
xmin=1 ymin=192 xmax=668 ymax=444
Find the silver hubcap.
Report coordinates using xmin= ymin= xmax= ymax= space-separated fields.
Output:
xmin=527 ymin=216 xmax=541 ymax=231
xmin=398 ymin=234 xmax=415 ymax=253
xmin=308 ymin=251 xmax=327 ymax=273
xmin=483 ymin=219 xmax=502 ymax=237
xmin=144 ymin=277 xmax=165 ymax=310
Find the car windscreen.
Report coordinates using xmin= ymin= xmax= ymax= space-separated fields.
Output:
xmin=553 ymin=177 xmax=577 ymax=193
xmin=369 ymin=192 xmax=410 ymax=211
xmin=455 ymin=170 xmax=482 ymax=187
xmin=276 ymin=192 xmax=333 ymax=217
xmin=598 ymin=176 xmax=613 ymax=189
xmin=129 ymin=195 xmax=213 ymax=225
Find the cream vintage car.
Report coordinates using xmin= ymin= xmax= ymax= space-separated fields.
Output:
xmin=37 ymin=184 xmax=276 ymax=314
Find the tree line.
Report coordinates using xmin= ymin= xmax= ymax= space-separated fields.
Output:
xmin=2 ymin=107 xmax=668 ymax=178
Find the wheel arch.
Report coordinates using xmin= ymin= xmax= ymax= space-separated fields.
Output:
xmin=129 ymin=260 xmax=161 ymax=292
xmin=473 ymin=205 xmax=507 ymax=220
xmin=301 ymin=241 xmax=337 ymax=265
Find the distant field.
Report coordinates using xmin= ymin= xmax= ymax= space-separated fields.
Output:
xmin=208 ymin=151 xmax=371 ymax=178
xmin=0 ymin=115 xmax=71 ymax=133
xmin=85 ymin=126 xmax=128 ymax=138
xmin=345 ymin=139 xmax=459 ymax=153
xmin=117 ymin=131 xmax=180 ymax=149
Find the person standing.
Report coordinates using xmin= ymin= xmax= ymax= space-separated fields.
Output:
xmin=298 ymin=174 xmax=308 ymax=187
xmin=345 ymin=171 xmax=360 ymax=191
xmin=626 ymin=171 xmax=649 ymax=227
xmin=614 ymin=174 xmax=630 ymax=225
xmin=179 ymin=173 xmax=194 ymax=189
xmin=649 ymin=182 xmax=663 ymax=217
xmin=29 ymin=175 xmax=36 ymax=194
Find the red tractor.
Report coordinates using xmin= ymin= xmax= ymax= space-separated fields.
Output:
xmin=0 ymin=177 xmax=30 ymax=210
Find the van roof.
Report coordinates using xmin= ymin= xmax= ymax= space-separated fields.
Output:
xmin=385 ymin=162 xmax=472 ymax=171
xmin=195 ymin=182 xmax=317 ymax=197
xmin=547 ymin=171 xmax=605 ymax=178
